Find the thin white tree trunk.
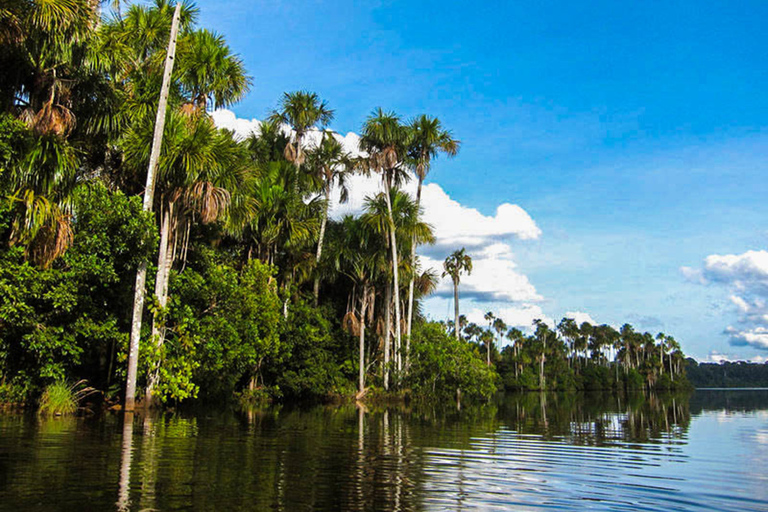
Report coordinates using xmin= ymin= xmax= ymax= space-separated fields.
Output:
xmin=383 ymin=178 xmax=402 ymax=379
xmin=405 ymin=176 xmax=423 ymax=369
xmin=125 ymin=3 xmax=181 ymax=412
xmin=453 ymin=280 xmax=460 ymax=340
xmin=384 ymin=282 xmax=391 ymax=390
xmin=358 ymin=284 xmax=369 ymax=396
xmin=313 ymin=183 xmax=330 ymax=306
xmin=146 ymin=203 xmax=176 ymax=404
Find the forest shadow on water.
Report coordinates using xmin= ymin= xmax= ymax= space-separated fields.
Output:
xmin=1 ymin=390 xmax=767 ymax=511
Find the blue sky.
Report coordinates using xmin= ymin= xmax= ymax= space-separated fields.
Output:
xmin=188 ymin=0 xmax=768 ymax=360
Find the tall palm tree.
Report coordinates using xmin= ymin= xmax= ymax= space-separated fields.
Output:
xmin=121 ymin=111 xmax=248 ymax=404
xmin=176 ymin=28 xmax=251 ymax=112
xmin=362 ymin=189 xmax=434 ymax=384
xmin=358 ymin=108 xmax=411 ymax=381
xmin=492 ymin=317 xmax=507 ymax=367
xmin=1 ymin=0 xmax=103 ymax=266
xmin=269 ymin=91 xmax=333 ymax=169
xmin=442 ymin=248 xmax=472 ymax=340
xmin=405 ymin=115 xmax=459 ymax=340
xmin=306 ymin=131 xmax=353 ymax=305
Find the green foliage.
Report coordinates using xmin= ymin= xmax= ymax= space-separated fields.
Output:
xmin=407 ymin=322 xmax=498 ymax=401
xmin=685 ymin=359 xmax=768 ymax=388
xmin=0 ymin=185 xmax=156 ymax=401
xmin=151 ymin=251 xmax=282 ymax=403
xmin=269 ymin=301 xmax=354 ymax=400
xmin=38 ymin=379 xmax=96 ymax=416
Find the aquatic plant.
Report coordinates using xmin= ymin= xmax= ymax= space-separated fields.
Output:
xmin=38 ymin=380 xmax=97 ymax=416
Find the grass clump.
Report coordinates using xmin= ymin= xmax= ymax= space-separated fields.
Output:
xmin=38 ymin=380 xmax=97 ymax=416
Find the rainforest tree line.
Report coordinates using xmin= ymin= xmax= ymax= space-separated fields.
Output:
xmin=0 ymin=0 xmax=687 ymax=408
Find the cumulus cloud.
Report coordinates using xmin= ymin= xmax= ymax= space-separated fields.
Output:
xmin=422 ymin=243 xmax=541 ymax=303
xmin=466 ymin=305 xmax=553 ymax=339
xmin=686 ymin=249 xmax=768 ymax=351
xmin=703 ymin=250 xmax=768 ymax=294
xmin=564 ymin=311 xmax=598 ymax=326
xmin=702 ymin=350 xmax=768 ymax=363
xmin=213 ymin=109 xmax=604 ymax=330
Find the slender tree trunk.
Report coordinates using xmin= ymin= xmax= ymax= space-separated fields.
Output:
xmin=453 ymin=280 xmax=460 ymax=340
xmin=358 ymin=284 xmax=369 ymax=396
xmin=146 ymin=203 xmax=175 ymax=405
xmin=384 ymin=281 xmax=391 ymax=390
xmin=487 ymin=339 xmax=491 ymax=366
xmin=313 ymin=183 xmax=331 ymax=306
xmin=383 ymin=176 xmax=402 ymax=379
xmin=405 ymin=176 xmax=424 ymax=368
xmin=125 ymin=3 xmax=181 ymax=412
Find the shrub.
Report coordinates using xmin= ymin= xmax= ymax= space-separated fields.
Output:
xmin=38 ymin=380 xmax=97 ymax=416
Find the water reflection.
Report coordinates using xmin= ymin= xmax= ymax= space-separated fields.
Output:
xmin=116 ymin=412 xmax=133 ymax=512
xmin=1 ymin=391 xmax=767 ymax=511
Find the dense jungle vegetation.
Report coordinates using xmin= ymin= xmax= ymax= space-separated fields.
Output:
xmin=0 ymin=0 xmax=689 ymax=409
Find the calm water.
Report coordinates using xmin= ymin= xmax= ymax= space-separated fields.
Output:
xmin=1 ymin=390 xmax=767 ymax=511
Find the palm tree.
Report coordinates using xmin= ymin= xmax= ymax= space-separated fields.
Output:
xmin=176 ymin=28 xmax=251 ymax=112
xmin=404 ymin=115 xmax=459 ymax=340
xmin=358 ymin=108 xmax=411 ymax=379
xmin=506 ymin=327 xmax=525 ymax=378
xmin=492 ymin=317 xmax=507 ymax=366
xmin=269 ymin=91 xmax=333 ymax=169
xmin=442 ymin=248 xmax=472 ymax=340
xmin=306 ymin=131 xmax=353 ymax=305
xmin=121 ymin=110 xmax=248 ymax=404
xmin=362 ymin=189 xmax=434 ymax=384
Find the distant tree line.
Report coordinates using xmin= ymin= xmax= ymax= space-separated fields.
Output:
xmin=685 ymin=360 xmax=768 ymax=388
xmin=443 ymin=315 xmax=691 ymax=392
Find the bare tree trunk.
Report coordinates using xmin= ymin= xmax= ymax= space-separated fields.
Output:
xmin=405 ymin=176 xmax=424 ymax=367
xmin=313 ymin=183 xmax=331 ymax=306
xmin=358 ymin=284 xmax=369 ymax=396
xmin=383 ymin=177 xmax=402 ymax=381
xmin=125 ymin=3 xmax=181 ymax=412
xmin=453 ymin=280 xmax=460 ymax=340
xmin=384 ymin=281 xmax=391 ymax=390
xmin=146 ymin=203 xmax=176 ymax=405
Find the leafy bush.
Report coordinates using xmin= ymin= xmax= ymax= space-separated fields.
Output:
xmin=407 ymin=322 xmax=498 ymax=401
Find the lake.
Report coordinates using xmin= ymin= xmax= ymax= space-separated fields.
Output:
xmin=1 ymin=390 xmax=767 ymax=511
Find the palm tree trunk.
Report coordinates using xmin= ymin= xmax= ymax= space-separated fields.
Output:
xmin=313 ymin=183 xmax=331 ymax=306
xmin=384 ymin=281 xmax=391 ymax=391
xmin=383 ymin=177 xmax=402 ymax=380
xmin=405 ymin=176 xmax=424 ymax=366
xmin=358 ymin=284 xmax=369 ymax=396
xmin=125 ymin=3 xmax=182 ymax=412
xmin=146 ymin=202 xmax=175 ymax=405
xmin=453 ymin=280 xmax=460 ymax=340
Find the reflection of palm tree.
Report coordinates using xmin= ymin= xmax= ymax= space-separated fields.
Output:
xmin=117 ymin=412 xmax=135 ymax=512
xmin=442 ymin=248 xmax=472 ymax=340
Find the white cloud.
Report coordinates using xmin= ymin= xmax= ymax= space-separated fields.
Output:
xmin=564 ymin=311 xmax=598 ymax=326
xmin=421 ymin=244 xmax=541 ymax=303
xmin=701 ymin=350 xmax=768 ymax=363
xmin=466 ymin=305 xmax=553 ymax=338
xmin=703 ymin=250 xmax=768 ymax=293
xmin=686 ymin=249 xmax=768 ymax=352
xmin=211 ymin=109 xmax=262 ymax=139
xmin=726 ymin=326 xmax=768 ymax=350
xmin=212 ymin=109 xmax=605 ymax=329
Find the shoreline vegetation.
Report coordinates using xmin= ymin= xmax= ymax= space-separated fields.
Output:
xmin=0 ymin=0 xmax=690 ymax=414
